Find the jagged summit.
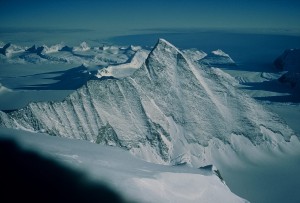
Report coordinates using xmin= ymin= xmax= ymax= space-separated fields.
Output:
xmin=157 ymin=38 xmax=179 ymax=49
xmin=144 ymin=39 xmax=189 ymax=79
xmin=0 ymin=39 xmax=297 ymax=167
xmin=150 ymin=38 xmax=182 ymax=57
xmin=26 ymin=45 xmax=44 ymax=55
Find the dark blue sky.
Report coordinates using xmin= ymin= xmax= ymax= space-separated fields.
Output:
xmin=1 ymin=0 xmax=300 ymax=34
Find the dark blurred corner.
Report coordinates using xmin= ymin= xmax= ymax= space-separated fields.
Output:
xmin=0 ymin=138 xmax=134 ymax=203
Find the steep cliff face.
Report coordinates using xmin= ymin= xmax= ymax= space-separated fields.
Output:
xmin=274 ymin=49 xmax=300 ymax=72
xmin=275 ymin=49 xmax=300 ymax=94
xmin=0 ymin=39 xmax=296 ymax=166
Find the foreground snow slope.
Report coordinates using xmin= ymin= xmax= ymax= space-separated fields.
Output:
xmin=0 ymin=39 xmax=297 ymax=167
xmin=0 ymin=128 xmax=248 ymax=203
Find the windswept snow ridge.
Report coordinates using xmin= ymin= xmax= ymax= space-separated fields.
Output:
xmin=96 ymin=49 xmax=150 ymax=79
xmin=73 ymin=42 xmax=90 ymax=52
xmin=201 ymin=49 xmax=235 ymax=65
xmin=42 ymin=43 xmax=64 ymax=54
xmin=182 ymin=48 xmax=207 ymax=62
xmin=0 ymin=83 xmax=12 ymax=94
xmin=0 ymin=39 xmax=297 ymax=167
xmin=0 ymin=129 xmax=248 ymax=203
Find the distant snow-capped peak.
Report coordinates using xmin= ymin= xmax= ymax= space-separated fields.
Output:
xmin=212 ymin=49 xmax=230 ymax=57
xmin=73 ymin=42 xmax=90 ymax=52
xmin=200 ymin=49 xmax=235 ymax=66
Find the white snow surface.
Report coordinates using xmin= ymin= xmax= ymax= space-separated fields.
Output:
xmin=0 ymin=39 xmax=297 ymax=168
xmin=73 ymin=41 xmax=90 ymax=52
xmin=41 ymin=43 xmax=64 ymax=54
xmin=0 ymin=41 xmax=139 ymax=66
xmin=96 ymin=49 xmax=150 ymax=79
xmin=182 ymin=48 xmax=207 ymax=62
xmin=0 ymin=83 xmax=12 ymax=94
xmin=212 ymin=49 xmax=230 ymax=57
xmin=201 ymin=49 xmax=235 ymax=65
xmin=0 ymin=128 xmax=248 ymax=203
xmin=5 ymin=44 xmax=25 ymax=57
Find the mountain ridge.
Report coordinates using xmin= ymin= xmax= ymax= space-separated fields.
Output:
xmin=0 ymin=39 xmax=297 ymax=167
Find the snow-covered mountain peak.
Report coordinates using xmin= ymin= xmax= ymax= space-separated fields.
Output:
xmin=0 ymin=83 xmax=12 ymax=93
xmin=200 ymin=49 xmax=235 ymax=66
xmin=144 ymin=39 xmax=189 ymax=79
xmin=73 ymin=42 xmax=90 ymax=52
xmin=153 ymin=38 xmax=182 ymax=55
xmin=0 ymin=39 xmax=297 ymax=167
xmin=158 ymin=38 xmax=176 ymax=47
xmin=212 ymin=49 xmax=230 ymax=57
xmin=41 ymin=43 xmax=64 ymax=54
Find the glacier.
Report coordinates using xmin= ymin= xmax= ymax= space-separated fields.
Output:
xmin=0 ymin=39 xmax=298 ymax=167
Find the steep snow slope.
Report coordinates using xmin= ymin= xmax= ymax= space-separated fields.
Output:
xmin=96 ymin=49 xmax=149 ymax=79
xmin=0 ymin=43 xmax=11 ymax=56
xmin=0 ymin=128 xmax=248 ymax=203
xmin=0 ymin=39 xmax=297 ymax=167
xmin=73 ymin=41 xmax=90 ymax=52
xmin=0 ymin=83 xmax=12 ymax=94
xmin=182 ymin=48 xmax=207 ymax=62
xmin=200 ymin=49 xmax=235 ymax=65
xmin=41 ymin=43 xmax=64 ymax=54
